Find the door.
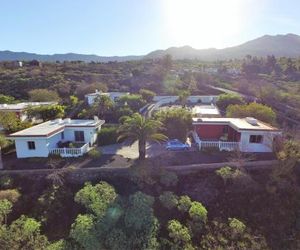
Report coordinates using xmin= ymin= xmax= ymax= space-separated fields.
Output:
xmin=74 ymin=131 xmax=85 ymax=142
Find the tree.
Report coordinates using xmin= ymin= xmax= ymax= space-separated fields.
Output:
xmin=0 ymin=199 xmax=12 ymax=224
xmin=93 ymin=95 xmax=114 ymax=118
xmin=159 ymin=191 xmax=178 ymax=210
xmin=75 ymin=181 xmax=117 ymax=218
xmin=69 ymin=214 xmax=99 ymax=250
xmin=2 ymin=215 xmax=49 ymax=249
xmin=28 ymin=89 xmax=60 ymax=102
xmin=177 ymin=195 xmax=192 ymax=213
xmin=139 ymin=89 xmax=155 ymax=103
xmin=226 ymin=102 xmax=276 ymax=124
xmin=216 ymin=93 xmax=245 ymax=111
xmin=117 ymin=94 xmax=146 ymax=112
xmin=118 ymin=113 xmax=167 ymax=160
xmin=0 ymin=135 xmax=9 ymax=169
xmin=155 ymin=108 xmax=192 ymax=142
xmin=201 ymin=218 xmax=268 ymax=250
xmin=178 ymin=90 xmax=191 ymax=107
xmin=167 ymin=219 xmax=193 ymax=250
xmin=0 ymin=112 xmax=31 ymax=133
xmin=26 ymin=104 xmax=65 ymax=121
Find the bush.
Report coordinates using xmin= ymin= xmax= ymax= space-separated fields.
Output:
xmin=177 ymin=196 xmax=192 ymax=213
xmin=159 ymin=171 xmax=178 ymax=187
xmin=97 ymin=126 xmax=118 ymax=146
xmin=0 ymin=189 xmax=21 ymax=203
xmin=0 ymin=176 xmax=13 ymax=189
xmin=159 ymin=191 xmax=178 ymax=210
xmin=88 ymin=149 xmax=102 ymax=159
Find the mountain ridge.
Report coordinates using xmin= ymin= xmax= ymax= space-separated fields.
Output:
xmin=1 ymin=33 xmax=300 ymax=62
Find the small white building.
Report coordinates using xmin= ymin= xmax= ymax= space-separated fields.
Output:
xmin=191 ymin=117 xmax=281 ymax=153
xmin=85 ymin=90 xmax=129 ymax=106
xmin=9 ymin=118 xmax=105 ymax=158
xmin=0 ymin=102 xmax=57 ymax=121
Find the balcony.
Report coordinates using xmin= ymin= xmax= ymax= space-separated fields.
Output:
xmin=190 ymin=131 xmax=240 ymax=152
xmin=49 ymin=142 xmax=90 ymax=157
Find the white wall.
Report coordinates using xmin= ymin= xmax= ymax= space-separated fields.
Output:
xmin=153 ymin=95 xmax=218 ymax=104
xmin=14 ymin=137 xmax=49 ymax=158
xmin=239 ymin=131 xmax=280 ymax=152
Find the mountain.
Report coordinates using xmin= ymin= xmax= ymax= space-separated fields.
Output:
xmin=145 ymin=33 xmax=300 ymax=60
xmin=1 ymin=33 xmax=300 ymax=62
xmin=0 ymin=51 xmax=142 ymax=62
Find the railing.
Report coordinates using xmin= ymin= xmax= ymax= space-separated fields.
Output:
xmin=199 ymin=140 xmax=239 ymax=151
xmin=49 ymin=143 xmax=90 ymax=157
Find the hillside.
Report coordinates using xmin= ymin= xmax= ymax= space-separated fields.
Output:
xmin=146 ymin=33 xmax=300 ymax=60
xmin=1 ymin=33 xmax=300 ymax=62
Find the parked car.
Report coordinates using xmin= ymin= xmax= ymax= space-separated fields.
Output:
xmin=166 ymin=139 xmax=190 ymax=151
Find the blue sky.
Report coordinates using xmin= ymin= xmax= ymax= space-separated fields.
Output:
xmin=0 ymin=0 xmax=300 ymax=56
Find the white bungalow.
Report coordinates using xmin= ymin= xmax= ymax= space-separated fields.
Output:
xmin=8 ymin=117 xmax=105 ymax=158
xmin=85 ymin=90 xmax=129 ymax=106
xmin=191 ymin=117 xmax=281 ymax=152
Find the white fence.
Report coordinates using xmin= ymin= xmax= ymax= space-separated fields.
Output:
xmin=49 ymin=143 xmax=90 ymax=157
xmin=199 ymin=140 xmax=239 ymax=151
xmin=189 ymin=131 xmax=239 ymax=151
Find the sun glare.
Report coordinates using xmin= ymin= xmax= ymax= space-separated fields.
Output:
xmin=163 ymin=0 xmax=245 ymax=49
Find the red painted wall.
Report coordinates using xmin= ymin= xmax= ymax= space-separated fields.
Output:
xmin=195 ymin=124 xmax=240 ymax=141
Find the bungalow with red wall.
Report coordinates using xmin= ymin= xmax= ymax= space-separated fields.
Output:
xmin=191 ymin=117 xmax=281 ymax=152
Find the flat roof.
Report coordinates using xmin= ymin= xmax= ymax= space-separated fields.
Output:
xmin=85 ymin=92 xmax=129 ymax=97
xmin=0 ymin=102 xmax=57 ymax=111
xmin=9 ymin=118 xmax=105 ymax=138
xmin=192 ymin=105 xmax=220 ymax=115
xmin=192 ymin=117 xmax=280 ymax=131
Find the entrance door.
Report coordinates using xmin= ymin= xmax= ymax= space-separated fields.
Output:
xmin=74 ymin=131 xmax=85 ymax=142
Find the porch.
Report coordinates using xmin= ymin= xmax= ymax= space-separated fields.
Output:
xmin=190 ymin=131 xmax=240 ymax=152
xmin=49 ymin=142 xmax=90 ymax=157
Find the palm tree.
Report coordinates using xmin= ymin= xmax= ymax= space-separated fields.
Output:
xmin=118 ymin=113 xmax=167 ymax=160
xmin=0 ymin=135 xmax=8 ymax=169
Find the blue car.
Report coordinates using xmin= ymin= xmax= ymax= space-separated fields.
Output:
xmin=166 ymin=139 xmax=190 ymax=151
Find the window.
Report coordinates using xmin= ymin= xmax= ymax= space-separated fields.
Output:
xmin=27 ymin=141 xmax=36 ymax=150
xmin=61 ymin=132 xmax=64 ymax=140
xmin=249 ymin=135 xmax=263 ymax=143
xmin=74 ymin=131 xmax=85 ymax=142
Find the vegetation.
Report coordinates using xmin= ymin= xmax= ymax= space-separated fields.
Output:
xmin=155 ymin=108 xmax=193 ymax=141
xmin=216 ymin=93 xmax=245 ymax=111
xmin=118 ymin=113 xmax=168 ymax=159
xmin=28 ymin=89 xmax=61 ymax=102
xmin=26 ymin=104 xmax=65 ymax=121
xmin=226 ymin=102 xmax=277 ymax=124
xmin=97 ymin=125 xmax=119 ymax=146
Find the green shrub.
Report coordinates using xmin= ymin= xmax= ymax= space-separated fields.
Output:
xmin=177 ymin=195 xmax=192 ymax=213
xmin=159 ymin=171 xmax=178 ymax=187
xmin=88 ymin=149 xmax=102 ymax=159
xmin=98 ymin=126 xmax=118 ymax=146
xmin=159 ymin=191 xmax=178 ymax=210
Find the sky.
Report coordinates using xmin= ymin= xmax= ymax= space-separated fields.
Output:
xmin=0 ymin=0 xmax=300 ymax=56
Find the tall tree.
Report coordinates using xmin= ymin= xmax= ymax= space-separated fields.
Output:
xmin=0 ymin=135 xmax=8 ymax=169
xmin=118 ymin=113 xmax=167 ymax=160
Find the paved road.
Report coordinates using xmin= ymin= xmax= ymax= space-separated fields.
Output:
xmin=99 ymin=141 xmax=166 ymax=159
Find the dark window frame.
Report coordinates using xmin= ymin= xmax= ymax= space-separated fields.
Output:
xmin=249 ymin=135 xmax=263 ymax=143
xmin=74 ymin=131 xmax=85 ymax=142
xmin=27 ymin=141 xmax=36 ymax=150
xmin=61 ymin=132 xmax=65 ymax=140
